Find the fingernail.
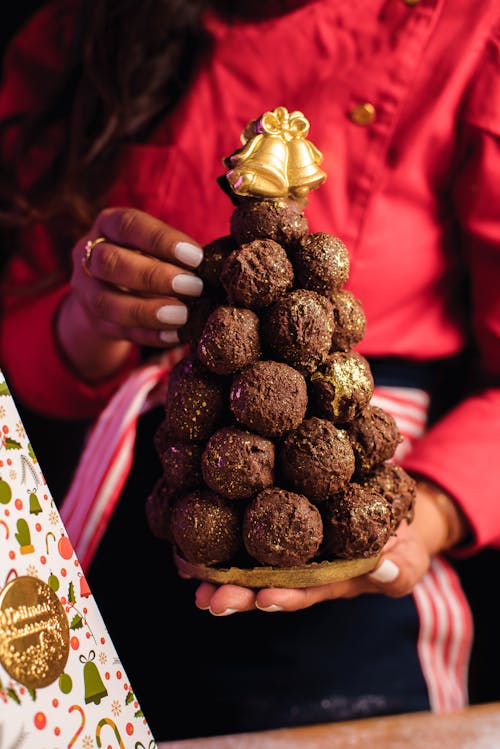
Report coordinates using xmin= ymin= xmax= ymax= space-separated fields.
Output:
xmin=209 ymin=608 xmax=238 ymax=617
xmin=159 ymin=329 xmax=180 ymax=344
xmin=369 ymin=559 xmax=400 ymax=584
xmin=255 ymin=603 xmax=283 ymax=613
xmin=156 ymin=304 xmax=188 ymax=325
xmin=174 ymin=241 xmax=204 ymax=268
xmin=172 ymin=274 xmax=204 ymax=297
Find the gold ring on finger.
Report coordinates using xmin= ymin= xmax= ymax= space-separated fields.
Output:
xmin=82 ymin=236 xmax=107 ymax=278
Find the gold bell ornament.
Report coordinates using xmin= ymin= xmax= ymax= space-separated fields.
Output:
xmin=224 ymin=106 xmax=327 ymax=200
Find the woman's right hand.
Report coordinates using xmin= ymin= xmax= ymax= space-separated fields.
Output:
xmin=57 ymin=207 xmax=204 ymax=382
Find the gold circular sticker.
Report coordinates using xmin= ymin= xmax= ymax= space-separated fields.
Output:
xmin=0 ymin=576 xmax=70 ymax=689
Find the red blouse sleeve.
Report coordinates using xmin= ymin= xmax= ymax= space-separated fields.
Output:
xmin=402 ymin=23 xmax=500 ymax=555
xmin=1 ymin=281 xmax=141 ymax=419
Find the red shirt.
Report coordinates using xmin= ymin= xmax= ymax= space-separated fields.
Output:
xmin=1 ymin=0 xmax=500 ymax=553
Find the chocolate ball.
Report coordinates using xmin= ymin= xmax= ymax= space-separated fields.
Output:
xmin=230 ymin=199 xmax=309 ymax=247
xmin=171 ymin=489 xmax=242 ymax=565
xmin=197 ymin=305 xmax=261 ymax=375
xmin=153 ymin=418 xmax=170 ymax=458
xmin=292 ymin=232 xmax=350 ymax=295
xmin=163 ymin=355 xmax=227 ymax=442
xmin=310 ymin=350 xmax=374 ymax=424
xmin=160 ymin=441 xmax=203 ymax=492
xmin=201 ymin=426 xmax=275 ymax=500
xmin=243 ymin=488 xmax=323 ymax=567
xmin=361 ymin=462 xmax=416 ymax=531
xmin=178 ymin=295 xmax=220 ymax=349
xmin=199 ymin=235 xmax=237 ymax=291
xmin=230 ymin=360 xmax=308 ymax=439
xmin=279 ymin=417 xmax=355 ymax=503
xmin=145 ymin=477 xmax=176 ymax=542
xmin=262 ymin=289 xmax=334 ymax=375
xmin=329 ymin=290 xmax=366 ymax=351
xmin=323 ymin=483 xmax=392 ymax=559
xmin=346 ymin=405 xmax=402 ymax=478
xmin=220 ymin=238 xmax=294 ymax=310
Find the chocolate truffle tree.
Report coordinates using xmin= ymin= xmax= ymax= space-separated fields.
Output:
xmin=146 ymin=106 xmax=416 ymax=587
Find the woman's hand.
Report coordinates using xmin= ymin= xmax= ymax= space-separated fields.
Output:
xmin=194 ymin=482 xmax=469 ymax=615
xmin=57 ymin=207 xmax=204 ymax=381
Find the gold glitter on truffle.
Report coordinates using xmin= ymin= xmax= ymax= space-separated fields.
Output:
xmin=311 ymin=351 xmax=374 ymax=423
xmin=229 ymin=199 xmax=309 ymax=246
xmin=262 ymin=290 xmax=335 ymax=375
xmin=0 ymin=576 xmax=70 ymax=688
xmin=362 ymin=462 xmax=416 ymax=530
xmin=329 ymin=290 xmax=367 ymax=351
xmin=163 ymin=356 xmax=227 ymax=442
xmin=293 ymin=232 xmax=350 ymax=295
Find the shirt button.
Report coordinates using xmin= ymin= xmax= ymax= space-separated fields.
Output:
xmin=349 ymin=102 xmax=376 ymax=126
xmin=403 ymin=0 xmax=421 ymax=5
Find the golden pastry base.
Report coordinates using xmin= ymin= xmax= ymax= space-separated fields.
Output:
xmin=173 ymin=549 xmax=380 ymax=589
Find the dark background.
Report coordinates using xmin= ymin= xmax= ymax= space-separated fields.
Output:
xmin=0 ymin=2 xmax=43 ymax=56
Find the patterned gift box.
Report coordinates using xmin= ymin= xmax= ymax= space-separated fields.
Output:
xmin=0 ymin=369 xmax=157 ymax=749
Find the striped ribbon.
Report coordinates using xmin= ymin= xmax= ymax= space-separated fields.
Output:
xmin=59 ymin=347 xmax=185 ymax=572
xmin=59 ymin=361 xmax=472 ymax=713
xmin=371 ymin=385 xmax=473 ymax=713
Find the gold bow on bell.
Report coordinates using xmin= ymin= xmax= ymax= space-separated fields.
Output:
xmin=223 ymin=106 xmax=327 ymax=200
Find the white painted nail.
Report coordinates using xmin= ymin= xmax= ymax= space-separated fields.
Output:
xmin=159 ymin=329 xmax=180 ymax=344
xmin=156 ymin=304 xmax=188 ymax=325
xmin=172 ymin=274 xmax=203 ymax=297
xmin=369 ymin=559 xmax=400 ymax=584
xmin=210 ymin=608 xmax=238 ymax=617
xmin=174 ymin=241 xmax=204 ymax=268
xmin=255 ymin=603 xmax=284 ymax=613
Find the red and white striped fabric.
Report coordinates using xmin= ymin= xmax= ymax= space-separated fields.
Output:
xmin=371 ymin=385 xmax=473 ymax=713
xmin=60 ymin=364 xmax=472 ymax=713
xmin=414 ymin=556 xmax=473 ymax=712
xmin=371 ymin=385 xmax=431 ymax=461
xmin=60 ymin=347 xmax=185 ymax=572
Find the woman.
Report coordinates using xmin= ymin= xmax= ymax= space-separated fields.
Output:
xmin=1 ymin=0 xmax=499 ymax=740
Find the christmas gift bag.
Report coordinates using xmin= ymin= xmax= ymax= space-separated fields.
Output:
xmin=0 ymin=369 xmax=157 ymax=749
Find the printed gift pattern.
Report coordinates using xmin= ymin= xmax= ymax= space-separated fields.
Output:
xmin=0 ymin=371 xmax=156 ymax=749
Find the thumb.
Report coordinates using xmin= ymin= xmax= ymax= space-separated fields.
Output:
xmin=367 ymin=532 xmax=432 ymax=598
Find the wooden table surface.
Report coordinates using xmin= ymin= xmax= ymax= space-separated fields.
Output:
xmin=158 ymin=702 xmax=500 ymax=749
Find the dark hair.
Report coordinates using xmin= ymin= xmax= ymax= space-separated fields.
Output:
xmin=0 ymin=0 xmax=306 ymax=274
xmin=0 ymin=0 xmax=210 ymax=269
